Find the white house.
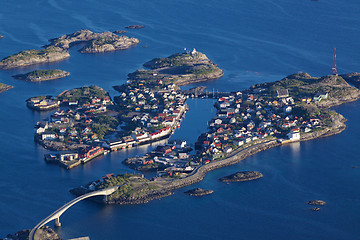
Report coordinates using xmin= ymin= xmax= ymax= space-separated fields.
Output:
xmin=287 ymin=128 xmax=300 ymax=141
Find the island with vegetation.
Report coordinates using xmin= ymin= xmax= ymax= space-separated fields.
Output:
xmin=118 ymin=49 xmax=224 ymax=93
xmin=0 ymin=46 xmax=70 ymax=69
xmin=13 ymin=69 xmax=70 ymax=82
xmin=219 ymin=171 xmax=263 ymax=182
xmin=70 ymin=72 xmax=360 ymax=205
xmin=0 ymin=29 xmax=139 ymax=69
xmin=0 ymin=83 xmax=13 ymax=93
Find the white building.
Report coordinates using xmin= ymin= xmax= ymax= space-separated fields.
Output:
xmin=287 ymin=128 xmax=300 ymax=141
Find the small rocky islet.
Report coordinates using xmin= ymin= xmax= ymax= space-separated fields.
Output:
xmin=307 ymin=200 xmax=326 ymax=206
xmin=13 ymin=69 xmax=70 ymax=82
xmin=0 ymin=29 xmax=139 ymax=69
xmin=125 ymin=25 xmax=145 ymax=29
xmin=307 ymin=200 xmax=326 ymax=211
xmin=184 ymin=188 xmax=214 ymax=196
xmin=0 ymin=83 xmax=13 ymax=93
xmin=219 ymin=171 xmax=263 ymax=182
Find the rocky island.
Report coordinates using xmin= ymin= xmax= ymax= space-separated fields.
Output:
xmin=0 ymin=83 xmax=13 ymax=93
xmin=70 ymin=71 xmax=360 ymax=205
xmin=0 ymin=46 xmax=70 ymax=69
xmin=219 ymin=171 xmax=263 ymax=182
xmin=307 ymin=199 xmax=326 ymax=211
xmin=0 ymin=29 xmax=139 ymax=69
xmin=13 ymin=69 xmax=70 ymax=82
xmin=185 ymin=188 xmax=214 ymax=196
xmin=126 ymin=25 xmax=145 ymax=29
xmin=307 ymin=200 xmax=326 ymax=205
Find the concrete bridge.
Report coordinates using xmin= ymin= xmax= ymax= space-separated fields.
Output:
xmin=29 ymin=186 xmax=119 ymax=240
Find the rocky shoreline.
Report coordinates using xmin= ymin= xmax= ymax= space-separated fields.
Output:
xmin=2 ymin=226 xmax=61 ymax=240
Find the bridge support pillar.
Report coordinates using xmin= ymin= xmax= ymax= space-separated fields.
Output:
xmin=54 ymin=218 xmax=61 ymax=228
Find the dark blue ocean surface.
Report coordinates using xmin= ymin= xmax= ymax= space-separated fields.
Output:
xmin=0 ymin=0 xmax=360 ymax=239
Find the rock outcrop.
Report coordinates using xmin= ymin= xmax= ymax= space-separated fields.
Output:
xmin=37 ymin=138 xmax=90 ymax=151
xmin=80 ymin=34 xmax=139 ymax=53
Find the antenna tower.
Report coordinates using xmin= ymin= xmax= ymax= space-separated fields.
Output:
xmin=332 ymin=48 xmax=338 ymax=76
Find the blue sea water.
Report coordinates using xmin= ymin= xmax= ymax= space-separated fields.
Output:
xmin=1 ymin=0 xmax=360 ymax=239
